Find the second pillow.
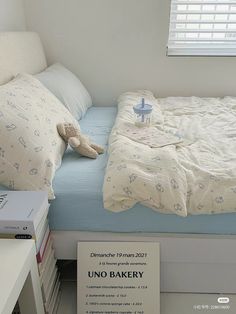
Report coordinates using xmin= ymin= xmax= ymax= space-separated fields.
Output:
xmin=36 ymin=63 xmax=92 ymax=120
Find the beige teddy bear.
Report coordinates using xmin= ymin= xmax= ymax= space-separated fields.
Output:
xmin=57 ymin=122 xmax=104 ymax=159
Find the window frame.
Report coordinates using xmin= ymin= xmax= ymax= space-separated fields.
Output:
xmin=167 ymin=0 xmax=236 ymax=57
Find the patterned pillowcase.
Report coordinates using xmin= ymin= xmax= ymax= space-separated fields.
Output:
xmin=0 ymin=73 xmax=79 ymax=199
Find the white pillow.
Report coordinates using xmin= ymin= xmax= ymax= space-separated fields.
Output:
xmin=36 ymin=63 xmax=92 ymax=120
xmin=0 ymin=73 xmax=79 ymax=199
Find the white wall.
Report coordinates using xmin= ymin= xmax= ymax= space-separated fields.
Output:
xmin=0 ymin=0 xmax=26 ymax=31
xmin=24 ymin=0 xmax=236 ymax=106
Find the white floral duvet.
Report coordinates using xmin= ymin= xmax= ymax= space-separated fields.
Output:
xmin=103 ymin=91 xmax=236 ymax=216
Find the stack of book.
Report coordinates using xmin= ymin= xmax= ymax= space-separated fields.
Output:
xmin=0 ymin=191 xmax=61 ymax=314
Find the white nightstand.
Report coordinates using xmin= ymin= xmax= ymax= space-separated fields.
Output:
xmin=0 ymin=239 xmax=45 ymax=314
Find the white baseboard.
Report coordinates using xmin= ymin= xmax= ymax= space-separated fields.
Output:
xmin=52 ymin=231 xmax=236 ymax=293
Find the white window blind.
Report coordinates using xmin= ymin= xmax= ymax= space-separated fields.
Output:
xmin=168 ymin=0 xmax=236 ymax=56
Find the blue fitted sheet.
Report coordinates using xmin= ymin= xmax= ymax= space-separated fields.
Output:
xmin=48 ymin=107 xmax=236 ymax=235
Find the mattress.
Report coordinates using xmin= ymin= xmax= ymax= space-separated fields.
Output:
xmin=48 ymin=107 xmax=236 ymax=235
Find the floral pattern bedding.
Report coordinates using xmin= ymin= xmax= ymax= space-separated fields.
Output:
xmin=103 ymin=91 xmax=236 ymax=216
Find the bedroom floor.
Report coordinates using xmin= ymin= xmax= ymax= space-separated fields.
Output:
xmin=56 ymin=261 xmax=236 ymax=314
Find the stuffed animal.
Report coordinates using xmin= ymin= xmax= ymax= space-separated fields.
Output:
xmin=57 ymin=122 xmax=104 ymax=159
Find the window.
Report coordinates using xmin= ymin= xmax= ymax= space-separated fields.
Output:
xmin=167 ymin=0 xmax=236 ymax=56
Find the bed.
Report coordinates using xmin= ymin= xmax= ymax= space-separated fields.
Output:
xmin=1 ymin=31 xmax=236 ymax=294
xmin=50 ymin=106 xmax=236 ymax=235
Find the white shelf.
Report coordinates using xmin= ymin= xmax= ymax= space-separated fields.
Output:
xmin=0 ymin=239 xmax=44 ymax=314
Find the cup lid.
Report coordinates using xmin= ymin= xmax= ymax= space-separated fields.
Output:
xmin=133 ymin=98 xmax=153 ymax=115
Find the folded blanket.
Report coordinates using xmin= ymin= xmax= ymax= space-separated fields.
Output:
xmin=103 ymin=91 xmax=188 ymax=217
xmin=103 ymin=91 xmax=236 ymax=216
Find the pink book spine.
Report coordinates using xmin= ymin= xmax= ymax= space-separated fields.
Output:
xmin=37 ymin=228 xmax=50 ymax=263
